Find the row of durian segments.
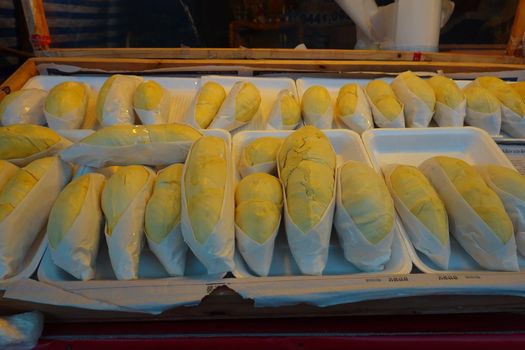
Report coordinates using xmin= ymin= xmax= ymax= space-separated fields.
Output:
xmin=299 ymin=73 xmax=525 ymax=133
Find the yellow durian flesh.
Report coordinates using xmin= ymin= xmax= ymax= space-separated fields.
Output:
xmin=45 ymin=81 xmax=87 ymax=117
xmin=47 ymin=174 xmax=92 ymax=249
xmin=81 ymin=123 xmax=201 ymax=146
xmin=280 ymin=93 xmax=301 ymax=126
xmin=195 ymin=82 xmax=226 ymax=128
xmin=0 ymin=91 xmax=21 ymax=118
xmin=185 ymin=136 xmax=226 ymax=243
xmin=484 ymin=165 xmax=525 ymax=202
xmin=390 ymin=165 xmax=448 ymax=244
xmin=366 ymin=80 xmax=402 ymax=120
xmin=428 ymin=76 xmax=464 ymax=109
xmin=235 ymin=82 xmax=261 ymax=122
xmin=235 ymin=173 xmax=282 ymax=207
xmin=278 ymin=126 xmax=336 ymax=186
xmin=340 ymin=161 xmax=394 ymax=244
xmin=511 ymin=82 xmax=525 ymax=101
xmin=301 ymin=85 xmax=331 ymax=116
xmin=101 ymin=165 xmax=150 ymax=235
xmin=133 ymin=81 xmax=164 ymax=111
xmin=240 ymin=137 xmax=283 ymax=168
xmin=0 ymin=161 xmax=17 ymax=190
xmin=145 ymin=163 xmax=183 ymax=244
xmin=336 ymin=84 xmax=358 ymax=116
xmin=286 ymin=160 xmax=334 ymax=233
xmin=476 ymin=76 xmax=525 ymax=116
xmin=397 ymin=71 xmax=436 ymax=110
xmin=96 ymin=75 xmax=118 ymax=122
xmin=235 ymin=173 xmax=282 ymax=243
xmin=0 ymin=125 xmax=61 ymax=160
xmin=463 ymin=86 xmax=500 ymax=114
xmin=434 ymin=156 xmax=513 ymax=243
xmin=0 ymin=157 xmax=54 ymax=222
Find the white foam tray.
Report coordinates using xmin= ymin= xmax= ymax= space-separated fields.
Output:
xmin=37 ymin=129 xmax=230 ymax=288
xmin=22 ymin=75 xmax=200 ymax=128
xmin=231 ymin=130 xmax=412 ymax=277
xmin=200 ymin=75 xmax=297 ymax=127
xmin=362 ymin=126 xmax=525 ymax=273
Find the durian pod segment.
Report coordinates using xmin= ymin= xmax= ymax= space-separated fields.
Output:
xmin=391 ymin=71 xmax=435 ymax=127
xmin=238 ymin=137 xmax=283 ymax=178
xmin=477 ymin=165 xmax=525 ymax=258
xmin=145 ymin=163 xmax=188 ymax=276
xmin=234 ymin=173 xmax=282 ymax=277
xmin=0 ymin=89 xmax=47 ymax=126
xmin=0 ymin=124 xmax=70 ymax=166
xmin=335 ymin=83 xmax=373 ymax=134
xmin=463 ymin=86 xmax=501 ymax=136
xmin=365 ymin=80 xmax=405 ymax=128
xmin=44 ymin=81 xmax=89 ymax=130
xmin=428 ymin=76 xmax=466 ymax=127
xmin=133 ymin=80 xmax=172 ymax=125
xmin=181 ymin=135 xmax=235 ymax=274
xmin=301 ymin=85 xmax=333 ymax=129
xmin=209 ymin=81 xmax=262 ymax=132
xmin=266 ymin=89 xmax=301 ymax=130
xmin=190 ymin=81 xmax=226 ymax=129
xmin=47 ymin=173 xmax=106 ymax=281
xmin=383 ymin=164 xmax=450 ymax=269
xmin=102 ymin=165 xmax=155 ymax=280
xmin=0 ymin=161 xmax=18 ymax=192
xmin=96 ymin=74 xmax=143 ymax=126
xmin=333 ymin=161 xmax=394 ymax=272
xmin=420 ymin=156 xmax=518 ymax=271
xmin=512 ymin=82 xmax=525 ymax=101
xmin=475 ymin=76 xmax=525 ymax=117
xmin=60 ymin=123 xmax=201 ymax=167
xmin=0 ymin=156 xmax=72 ymax=279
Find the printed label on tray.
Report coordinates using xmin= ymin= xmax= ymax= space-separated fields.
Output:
xmin=498 ymin=143 xmax=525 ymax=175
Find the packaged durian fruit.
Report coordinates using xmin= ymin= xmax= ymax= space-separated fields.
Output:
xmin=235 ymin=173 xmax=282 ymax=276
xmin=238 ymin=137 xmax=283 ymax=178
xmin=267 ymin=89 xmax=302 ymax=130
xmin=181 ymin=136 xmax=234 ymax=274
xmin=420 ymin=156 xmax=518 ymax=271
xmin=427 ymin=76 xmax=466 ymax=127
xmin=96 ymin=74 xmax=143 ymax=126
xmin=334 ymin=161 xmax=394 ymax=272
xmin=0 ymin=89 xmax=47 ymax=126
xmin=391 ymin=71 xmax=436 ymax=127
xmin=145 ymin=163 xmax=188 ymax=276
xmin=60 ymin=123 xmax=201 ymax=167
xmin=44 ymin=81 xmax=91 ymax=130
xmin=383 ymin=164 xmax=450 ymax=269
xmin=301 ymin=85 xmax=333 ymax=129
xmin=0 ymin=157 xmax=71 ymax=278
xmin=209 ymin=81 xmax=262 ymax=132
xmin=47 ymin=173 xmax=106 ymax=280
xmin=277 ymin=126 xmax=336 ymax=275
xmin=184 ymin=81 xmax=226 ymax=129
xmin=102 ymin=165 xmax=155 ymax=280
xmin=463 ymin=85 xmax=501 ymax=135
xmin=133 ymin=80 xmax=172 ymax=125
xmin=0 ymin=124 xmax=71 ymax=166
xmin=511 ymin=82 xmax=525 ymax=101
xmin=365 ymin=80 xmax=405 ymax=128
xmin=334 ymin=83 xmax=373 ymax=134
xmin=474 ymin=77 xmax=525 ymax=138
xmin=477 ymin=164 xmax=525 ymax=258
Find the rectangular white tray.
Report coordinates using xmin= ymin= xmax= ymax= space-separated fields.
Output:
xmin=200 ymin=75 xmax=297 ymax=127
xmin=37 ymin=129 xmax=230 ymax=287
xmin=22 ymin=75 xmax=200 ymax=128
xmin=362 ymin=126 xmax=525 ymax=273
xmin=231 ymin=129 xmax=412 ymax=277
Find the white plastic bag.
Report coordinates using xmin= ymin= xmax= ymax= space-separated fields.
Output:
xmin=464 ymin=107 xmax=501 ymax=136
xmin=500 ymin=105 xmax=525 ymax=138
xmin=0 ymin=89 xmax=47 ymax=126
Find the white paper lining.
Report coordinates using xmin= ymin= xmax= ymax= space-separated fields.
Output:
xmin=44 ymin=82 xmax=90 ymax=130
xmin=391 ymin=74 xmax=434 ymax=127
xmin=134 ymin=87 xmax=173 ymax=125
xmin=99 ymin=75 xmax=143 ymax=126
xmin=1 ymin=89 xmax=47 ymax=126
xmin=433 ymin=99 xmax=466 ymax=127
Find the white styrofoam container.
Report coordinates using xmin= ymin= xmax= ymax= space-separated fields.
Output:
xmin=362 ymin=126 xmax=525 ymax=273
xmin=0 ymin=229 xmax=47 ymax=290
xmin=22 ymin=75 xmax=200 ymax=128
xmin=231 ymin=130 xmax=413 ymax=277
xmin=200 ymin=75 xmax=298 ymax=127
xmin=37 ymin=129 xmax=230 ymax=288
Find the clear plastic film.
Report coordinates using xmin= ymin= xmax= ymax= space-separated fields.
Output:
xmin=0 ymin=89 xmax=47 ymax=126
